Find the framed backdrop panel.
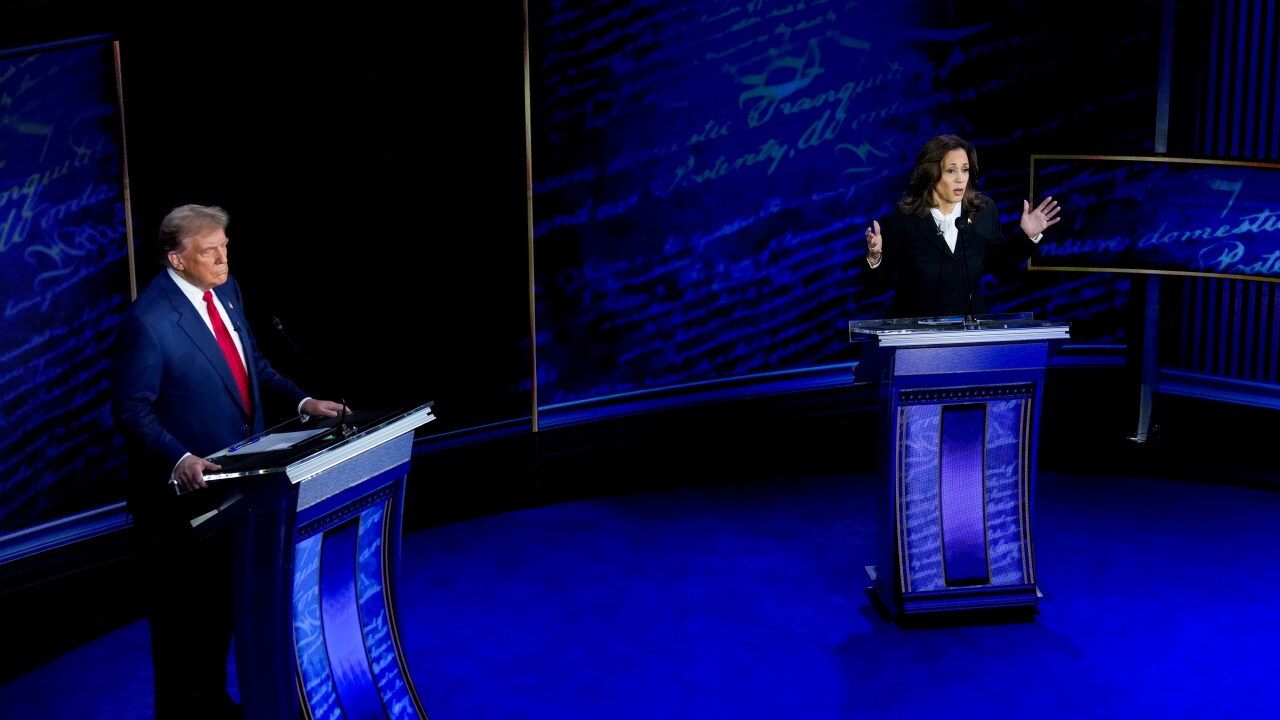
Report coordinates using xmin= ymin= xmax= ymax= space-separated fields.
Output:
xmin=0 ymin=34 xmax=133 ymax=537
xmin=1030 ymin=155 xmax=1280 ymax=282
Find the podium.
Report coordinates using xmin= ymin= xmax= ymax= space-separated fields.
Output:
xmin=850 ymin=315 xmax=1069 ymax=618
xmin=194 ymin=402 xmax=437 ymax=719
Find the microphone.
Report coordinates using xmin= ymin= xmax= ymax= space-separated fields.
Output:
xmin=955 ymin=216 xmax=977 ymax=326
xmin=270 ymin=315 xmax=355 ymax=438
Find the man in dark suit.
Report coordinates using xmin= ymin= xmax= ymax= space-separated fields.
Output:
xmin=111 ymin=204 xmax=346 ymax=719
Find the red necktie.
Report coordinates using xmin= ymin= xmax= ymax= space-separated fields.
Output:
xmin=203 ymin=290 xmax=251 ymax=411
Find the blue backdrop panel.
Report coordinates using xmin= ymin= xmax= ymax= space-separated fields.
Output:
xmin=529 ymin=1 xmax=1159 ymax=407
xmin=1032 ymin=156 xmax=1280 ymax=280
xmin=0 ymin=36 xmax=130 ymax=533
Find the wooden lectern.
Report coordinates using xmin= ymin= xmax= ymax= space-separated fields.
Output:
xmin=850 ymin=315 xmax=1069 ymax=618
xmin=193 ymin=402 xmax=436 ymax=719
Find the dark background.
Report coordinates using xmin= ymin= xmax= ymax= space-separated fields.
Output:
xmin=103 ymin=5 xmax=533 ymax=427
xmin=11 ymin=1 xmax=532 ymax=428
xmin=1 ymin=2 xmax=531 ymax=533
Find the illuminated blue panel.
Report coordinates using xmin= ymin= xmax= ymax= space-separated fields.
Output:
xmin=321 ymin=521 xmax=385 ymax=719
xmin=982 ymin=397 xmax=1031 ymax=586
xmin=294 ymin=533 xmax=340 ymax=717
xmin=939 ymin=404 xmax=989 ymax=586
xmin=898 ymin=394 xmax=1031 ymax=593
xmin=899 ymin=404 xmax=943 ymax=592
xmin=357 ymin=502 xmax=419 ymax=719
xmin=291 ymin=438 xmax=423 ymax=717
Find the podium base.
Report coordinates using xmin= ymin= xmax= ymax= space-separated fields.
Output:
xmin=864 ymin=565 xmax=1040 ymax=625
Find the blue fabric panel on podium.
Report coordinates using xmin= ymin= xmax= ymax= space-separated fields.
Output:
xmin=357 ymin=502 xmax=421 ymax=719
xmin=898 ymin=391 xmax=1033 ymax=593
xmin=295 ymin=533 xmax=339 ymax=716
xmin=292 ymin=463 xmax=423 ymax=719
xmin=939 ymin=404 xmax=989 ymax=586
xmin=986 ymin=397 xmax=1033 ymax=583
xmin=321 ymin=520 xmax=386 ymax=718
xmin=898 ymin=403 xmax=943 ymax=592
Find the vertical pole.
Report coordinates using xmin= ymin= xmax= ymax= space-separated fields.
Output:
xmin=1135 ymin=0 xmax=1178 ymax=442
xmin=1134 ymin=277 xmax=1159 ymax=442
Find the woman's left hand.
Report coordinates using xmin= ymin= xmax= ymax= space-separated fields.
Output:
xmin=1021 ymin=196 xmax=1061 ymax=238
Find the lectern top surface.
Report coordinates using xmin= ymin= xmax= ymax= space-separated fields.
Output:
xmin=202 ymin=402 xmax=436 ymax=482
xmin=849 ymin=314 xmax=1070 ymax=347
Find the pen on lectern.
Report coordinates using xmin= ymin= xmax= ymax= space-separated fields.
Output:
xmin=229 ymin=436 xmax=261 ymax=453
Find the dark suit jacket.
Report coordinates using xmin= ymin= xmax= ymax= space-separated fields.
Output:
xmin=864 ymin=200 xmax=1037 ymax=319
xmin=111 ymin=269 xmax=306 ymax=509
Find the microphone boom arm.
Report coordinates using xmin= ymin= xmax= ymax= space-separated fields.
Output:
xmin=271 ymin=316 xmax=355 ymax=437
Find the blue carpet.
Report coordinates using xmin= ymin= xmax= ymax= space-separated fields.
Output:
xmin=2 ymin=469 xmax=1278 ymax=719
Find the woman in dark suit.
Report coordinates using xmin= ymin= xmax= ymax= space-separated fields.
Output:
xmin=863 ymin=134 xmax=1061 ymax=319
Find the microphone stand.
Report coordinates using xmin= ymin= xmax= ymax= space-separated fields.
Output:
xmin=955 ymin=217 xmax=977 ymax=328
xmin=271 ymin=316 xmax=356 ymax=438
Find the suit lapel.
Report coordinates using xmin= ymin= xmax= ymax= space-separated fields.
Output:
xmin=917 ymin=213 xmax=955 ymax=259
xmin=162 ymin=275 xmax=250 ymax=415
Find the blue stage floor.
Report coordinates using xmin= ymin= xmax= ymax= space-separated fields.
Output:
xmin=2 ymin=463 xmax=1278 ymax=719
